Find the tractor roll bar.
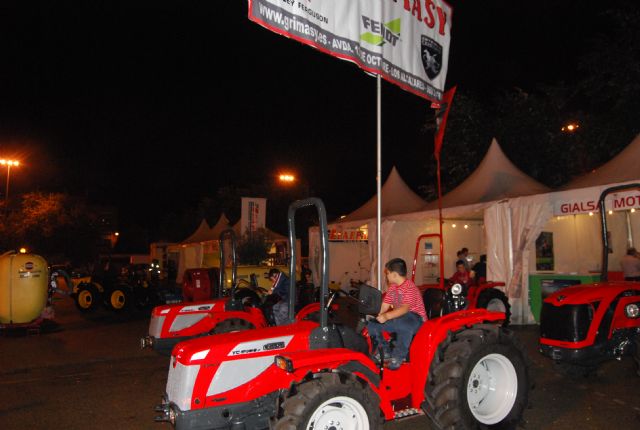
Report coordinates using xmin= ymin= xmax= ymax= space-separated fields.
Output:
xmin=598 ymin=183 xmax=640 ymax=282
xmin=287 ymin=198 xmax=329 ymax=327
xmin=218 ymin=228 xmax=238 ymax=298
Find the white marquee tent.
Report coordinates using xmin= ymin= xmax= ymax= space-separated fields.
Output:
xmin=313 ymin=137 xmax=640 ymax=324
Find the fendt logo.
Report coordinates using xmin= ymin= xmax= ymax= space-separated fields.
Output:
xmin=360 ymin=16 xmax=401 ymax=46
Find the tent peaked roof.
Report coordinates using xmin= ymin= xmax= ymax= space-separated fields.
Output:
xmin=560 ymin=133 xmax=640 ymax=190
xmin=338 ymin=166 xmax=426 ymax=223
xmin=181 ymin=219 xmax=212 ymax=244
xmin=423 ymin=138 xmax=550 ymax=210
xmin=232 ymin=221 xmax=287 ymax=242
xmin=209 ymin=213 xmax=232 ymax=238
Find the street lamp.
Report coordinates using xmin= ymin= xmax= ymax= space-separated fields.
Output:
xmin=278 ymin=173 xmax=296 ymax=184
xmin=561 ymin=123 xmax=580 ymax=132
xmin=0 ymin=159 xmax=19 ymax=202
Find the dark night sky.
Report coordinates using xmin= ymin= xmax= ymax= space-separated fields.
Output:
xmin=0 ymin=0 xmax=605 ymax=238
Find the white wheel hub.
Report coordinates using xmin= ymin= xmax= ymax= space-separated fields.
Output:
xmin=467 ymin=353 xmax=518 ymax=425
xmin=486 ymin=298 xmax=506 ymax=313
xmin=307 ymin=395 xmax=369 ymax=430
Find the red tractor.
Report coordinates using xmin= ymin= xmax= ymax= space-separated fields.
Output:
xmin=539 ymin=184 xmax=640 ymax=376
xmin=141 ymin=228 xmax=321 ymax=354
xmin=413 ymin=233 xmax=512 ymax=325
xmin=155 ymin=198 xmax=530 ymax=429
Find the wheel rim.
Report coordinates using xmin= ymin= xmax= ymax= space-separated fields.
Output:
xmin=307 ymin=396 xmax=369 ymax=430
xmin=467 ymin=353 xmax=518 ymax=425
xmin=78 ymin=290 xmax=93 ymax=308
xmin=486 ymin=298 xmax=506 ymax=313
xmin=111 ymin=290 xmax=126 ymax=309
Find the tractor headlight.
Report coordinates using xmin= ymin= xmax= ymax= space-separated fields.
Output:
xmin=625 ymin=303 xmax=640 ymax=318
xmin=451 ymin=283 xmax=463 ymax=296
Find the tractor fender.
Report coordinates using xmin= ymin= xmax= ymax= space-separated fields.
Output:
xmin=467 ymin=281 xmax=506 ymax=307
xmin=408 ymin=308 xmax=506 ymax=407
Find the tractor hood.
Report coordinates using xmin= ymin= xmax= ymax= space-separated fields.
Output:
xmin=151 ymin=299 xmax=228 ymax=317
xmin=543 ymin=281 xmax=638 ymax=306
xmin=171 ymin=320 xmax=318 ymax=366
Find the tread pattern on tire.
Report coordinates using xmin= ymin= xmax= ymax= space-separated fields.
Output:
xmin=275 ymin=373 xmax=382 ymax=430
xmin=476 ymin=289 xmax=512 ymax=327
xmin=424 ymin=324 xmax=530 ymax=430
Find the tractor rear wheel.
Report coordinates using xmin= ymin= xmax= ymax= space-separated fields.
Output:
xmin=106 ymin=285 xmax=133 ymax=312
xmin=275 ymin=373 xmax=381 ymax=430
xmin=210 ymin=318 xmax=255 ymax=334
xmin=476 ymin=288 xmax=512 ymax=326
xmin=74 ymin=283 xmax=100 ymax=312
xmin=424 ymin=324 xmax=530 ymax=429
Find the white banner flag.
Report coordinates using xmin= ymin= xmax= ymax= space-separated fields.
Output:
xmin=248 ymin=0 xmax=453 ymax=103
xmin=240 ymin=197 xmax=267 ymax=235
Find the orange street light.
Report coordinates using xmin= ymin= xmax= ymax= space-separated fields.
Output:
xmin=278 ymin=173 xmax=296 ymax=183
xmin=561 ymin=123 xmax=580 ymax=132
xmin=0 ymin=159 xmax=20 ymax=202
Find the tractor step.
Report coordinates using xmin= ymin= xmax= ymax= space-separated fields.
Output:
xmin=393 ymin=407 xmax=422 ymax=419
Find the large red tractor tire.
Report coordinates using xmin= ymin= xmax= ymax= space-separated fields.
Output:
xmin=210 ymin=318 xmax=255 ymax=335
xmin=476 ymin=288 xmax=512 ymax=327
xmin=424 ymin=324 xmax=530 ymax=430
xmin=74 ymin=283 xmax=101 ymax=312
xmin=275 ymin=373 xmax=382 ymax=430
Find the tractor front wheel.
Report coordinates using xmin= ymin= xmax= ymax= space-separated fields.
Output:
xmin=275 ymin=373 xmax=381 ymax=430
xmin=210 ymin=318 xmax=255 ymax=334
xmin=424 ymin=324 xmax=530 ymax=429
xmin=476 ymin=288 xmax=512 ymax=326
xmin=74 ymin=283 xmax=100 ymax=312
xmin=107 ymin=285 xmax=133 ymax=312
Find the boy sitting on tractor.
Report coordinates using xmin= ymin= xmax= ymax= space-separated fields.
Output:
xmin=367 ymin=258 xmax=427 ymax=370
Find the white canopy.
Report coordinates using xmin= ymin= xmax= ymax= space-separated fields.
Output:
xmin=337 ymin=166 xmax=426 ymax=224
xmin=423 ymin=138 xmax=550 ymax=210
xmin=560 ymin=133 xmax=640 ymax=190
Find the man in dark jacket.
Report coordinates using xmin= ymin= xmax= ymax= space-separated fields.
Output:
xmin=266 ymin=268 xmax=290 ymax=325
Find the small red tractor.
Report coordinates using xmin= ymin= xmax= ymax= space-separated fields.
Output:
xmin=413 ymin=233 xmax=512 ymax=325
xmin=540 ymin=184 xmax=640 ymax=376
xmin=141 ymin=228 xmax=321 ymax=354
xmin=155 ymin=198 xmax=530 ymax=429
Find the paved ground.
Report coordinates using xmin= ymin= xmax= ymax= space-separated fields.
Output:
xmin=1 ymin=295 xmax=638 ymax=430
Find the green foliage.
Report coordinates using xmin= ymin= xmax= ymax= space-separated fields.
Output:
xmin=236 ymin=228 xmax=273 ymax=265
xmin=0 ymin=192 xmax=102 ymax=264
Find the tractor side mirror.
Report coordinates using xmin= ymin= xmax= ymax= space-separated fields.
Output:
xmin=358 ymin=283 xmax=381 ymax=315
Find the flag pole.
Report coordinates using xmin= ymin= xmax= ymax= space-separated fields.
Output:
xmin=436 ymin=154 xmax=444 ymax=289
xmin=376 ymin=75 xmax=382 ymax=291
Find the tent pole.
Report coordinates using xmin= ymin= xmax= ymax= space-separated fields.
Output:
xmin=436 ymin=155 xmax=444 ymax=289
xmin=377 ymin=75 xmax=382 ymax=291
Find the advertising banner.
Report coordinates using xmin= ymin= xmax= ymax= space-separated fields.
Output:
xmin=240 ymin=197 xmax=267 ymax=235
xmin=248 ymin=0 xmax=453 ymax=103
xmin=554 ymin=189 xmax=640 ymax=216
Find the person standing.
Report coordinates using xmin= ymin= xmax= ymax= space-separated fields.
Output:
xmin=621 ymin=248 xmax=640 ymax=281
xmin=367 ymin=258 xmax=427 ymax=370
xmin=266 ymin=268 xmax=290 ymax=325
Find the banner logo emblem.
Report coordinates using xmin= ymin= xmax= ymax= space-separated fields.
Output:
xmin=421 ymin=35 xmax=442 ymax=79
xmin=360 ymin=16 xmax=401 ymax=47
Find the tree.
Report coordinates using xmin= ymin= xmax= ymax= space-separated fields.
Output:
xmin=0 ymin=192 xmax=103 ymax=265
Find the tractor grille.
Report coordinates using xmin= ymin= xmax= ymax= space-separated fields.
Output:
xmin=166 ymin=361 xmax=200 ymax=411
xmin=540 ymin=303 xmax=593 ymax=342
xmin=148 ymin=315 xmax=165 ymax=338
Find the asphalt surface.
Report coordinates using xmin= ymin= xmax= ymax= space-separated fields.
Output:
xmin=1 ymin=295 xmax=639 ymax=430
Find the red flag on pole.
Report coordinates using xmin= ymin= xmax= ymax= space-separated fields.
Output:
xmin=433 ymin=85 xmax=457 ymax=160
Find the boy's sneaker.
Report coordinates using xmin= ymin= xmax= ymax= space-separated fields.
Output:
xmin=387 ymin=357 xmax=403 ymax=370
